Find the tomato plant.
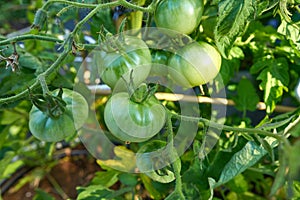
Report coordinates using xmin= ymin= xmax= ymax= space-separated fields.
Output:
xmin=0 ymin=0 xmax=300 ymax=200
xmin=154 ymin=0 xmax=204 ymax=34
xmin=29 ymin=88 xmax=88 ymax=142
xmin=168 ymin=41 xmax=222 ymax=87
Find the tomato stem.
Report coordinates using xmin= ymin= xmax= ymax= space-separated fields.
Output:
xmin=0 ymin=34 xmax=63 ymax=46
xmin=166 ymin=114 xmax=185 ymax=199
xmin=168 ymin=110 xmax=291 ymax=148
xmin=38 ymin=76 xmax=50 ymax=95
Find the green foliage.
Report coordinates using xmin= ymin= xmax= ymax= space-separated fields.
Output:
xmin=251 ymin=57 xmax=290 ymax=113
xmin=33 ymin=188 xmax=55 ymax=200
xmin=0 ymin=0 xmax=300 ymax=199
xmin=233 ymin=78 xmax=260 ymax=112
xmin=214 ymin=0 xmax=257 ymax=58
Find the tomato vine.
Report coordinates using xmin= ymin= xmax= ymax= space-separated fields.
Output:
xmin=0 ymin=0 xmax=299 ymax=199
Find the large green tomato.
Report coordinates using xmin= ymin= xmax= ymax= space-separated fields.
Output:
xmin=168 ymin=42 xmax=222 ymax=87
xmin=104 ymin=92 xmax=166 ymax=143
xmin=154 ymin=0 xmax=203 ymax=34
xmin=29 ymin=89 xmax=89 ymax=142
xmin=97 ymin=36 xmax=152 ymax=89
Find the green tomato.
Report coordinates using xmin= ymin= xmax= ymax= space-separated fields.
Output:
xmin=150 ymin=50 xmax=170 ymax=76
xmin=98 ymin=36 xmax=152 ymax=89
xmin=29 ymin=89 xmax=89 ymax=142
xmin=154 ymin=0 xmax=204 ymax=34
xmin=168 ymin=42 xmax=222 ymax=87
xmin=104 ymin=92 xmax=166 ymax=142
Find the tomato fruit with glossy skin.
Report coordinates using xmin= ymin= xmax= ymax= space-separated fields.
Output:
xmin=97 ymin=36 xmax=152 ymax=89
xmin=104 ymin=92 xmax=166 ymax=142
xmin=154 ymin=0 xmax=203 ymax=34
xmin=29 ymin=89 xmax=89 ymax=142
xmin=150 ymin=50 xmax=170 ymax=76
xmin=168 ymin=42 xmax=222 ymax=87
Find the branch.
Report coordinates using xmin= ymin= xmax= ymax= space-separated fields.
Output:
xmin=42 ymin=0 xmax=98 ymax=10
xmin=0 ymin=34 xmax=63 ymax=46
xmin=42 ymin=0 xmax=155 ymax=12
xmin=169 ymin=111 xmax=291 ymax=147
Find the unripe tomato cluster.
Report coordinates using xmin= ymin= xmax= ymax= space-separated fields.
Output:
xmin=98 ymin=0 xmax=222 ymax=143
xmin=28 ymin=0 xmax=222 ymax=144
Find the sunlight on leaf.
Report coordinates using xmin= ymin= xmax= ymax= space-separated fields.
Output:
xmin=97 ymin=146 xmax=136 ymax=172
xmin=214 ymin=0 xmax=257 ymax=57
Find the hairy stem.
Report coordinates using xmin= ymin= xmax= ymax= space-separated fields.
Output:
xmin=42 ymin=0 xmax=155 ymax=12
xmin=43 ymin=0 xmax=98 ymax=10
xmin=0 ymin=34 xmax=63 ymax=46
xmin=39 ymin=75 xmax=50 ymax=95
xmin=166 ymin=115 xmax=185 ymax=199
xmin=169 ymin=111 xmax=291 ymax=147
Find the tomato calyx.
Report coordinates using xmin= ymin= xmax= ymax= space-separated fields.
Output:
xmin=122 ymin=70 xmax=158 ymax=103
xmin=28 ymin=87 xmax=67 ymax=119
xmin=98 ymin=24 xmax=128 ymax=53
xmin=130 ymin=83 xmax=158 ymax=103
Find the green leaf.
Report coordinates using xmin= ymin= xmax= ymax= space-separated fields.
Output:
xmin=0 ymin=110 xmax=24 ymax=125
xmin=257 ymin=58 xmax=290 ymax=113
xmin=76 ymin=185 xmax=111 ymax=200
xmin=2 ymin=159 xmax=24 ymax=179
xmin=165 ymin=190 xmax=185 ymax=200
xmin=289 ymin=140 xmax=300 ymax=181
xmin=292 ymin=181 xmax=300 ymax=198
xmin=97 ymin=146 xmax=136 ymax=172
xmin=256 ymin=0 xmax=278 ymax=15
xmin=258 ymin=115 xmax=295 ymax=131
xmin=214 ymin=0 xmax=257 ymax=57
xmin=289 ymin=116 xmax=300 ymax=137
xmin=77 ymin=185 xmax=131 ymax=200
xmin=118 ymin=173 xmax=138 ymax=187
xmin=136 ymin=140 xmax=176 ymax=183
xmin=255 ymin=135 xmax=275 ymax=162
xmin=0 ymin=70 xmax=36 ymax=97
xmin=233 ymin=78 xmax=260 ymax=112
xmin=33 ymin=188 xmax=55 ymax=200
xmin=216 ymin=58 xmax=239 ymax=90
xmin=91 ymin=170 xmax=120 ymax=188
xmin=19 ymin=53 xmax=43 ymax=71
xmin=90 ymin=8 xmax=116 ymax=39
xmin=182 ymin=156 xmax=209 ymax=190
xmin=225 ymin=174 xmax=249 ymax=195
xmin=208 ymin=178 xmax=216 ymax=200
xmin=140 ymin=174 xmax=163 ymax=200
xmin=214 ymin=141 xmax=267 ymax=187
xmin=269 ymin=144 xmax=288 ymax=197
xmin=250 ymin=58 xmax=273 ymax=74
xmin=278 ymin=20 xmax=300 ymax=48
xmin=0 ymin=151 xmax=15 ymax=179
